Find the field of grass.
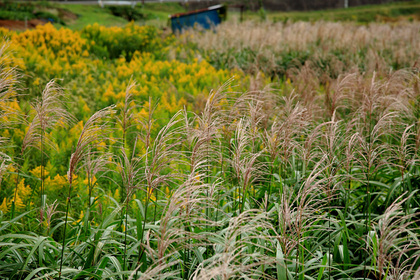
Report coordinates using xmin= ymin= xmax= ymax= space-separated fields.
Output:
xmin=56 ymin=2 xmax=185 ymax=29
xmin=55 ymin=4 xmax=128 ymax=29
xmin=266 ymin=0 xmax=420 ymax=22
xmin=0 ymin=2 xmax=420 ymax=279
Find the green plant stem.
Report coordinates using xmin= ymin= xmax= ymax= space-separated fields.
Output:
xmin=123 ymin=195 xmax=129 ymax=280
xmin=11 ymin=155 xmax=23 ymax=220
xmin=136 ymin=194 xmax=150 ymax=278
xmin=59 ymin=182 xmax=72 ymax=280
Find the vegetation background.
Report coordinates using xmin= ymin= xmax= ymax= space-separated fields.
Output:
xmin=0 ymin=0 xmax=420 ymax=279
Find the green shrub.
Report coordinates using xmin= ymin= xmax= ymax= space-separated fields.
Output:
xmin=82 ymin=23 xmax=164 ymax=60
xmin=0 ymin=10 xmax=34 ymax=21
xmin=107 ymin=5 xmax=148 ymax=21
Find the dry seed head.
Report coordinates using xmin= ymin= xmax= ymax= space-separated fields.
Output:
xmin=67 ymin=105 xmax=115 ymax=185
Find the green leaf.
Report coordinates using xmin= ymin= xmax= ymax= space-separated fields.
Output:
xmin=276 ymin=241 xmax=287 ymax=280
xmin=317 ymin=253 xmax=328 ymax=280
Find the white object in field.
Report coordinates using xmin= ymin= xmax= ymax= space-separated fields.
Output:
xmin=98 ymin=0 xmax=137 ymax=8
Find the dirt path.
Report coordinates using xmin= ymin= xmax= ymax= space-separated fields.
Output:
xmin=0 ymin=19 xmax=46 ymax=31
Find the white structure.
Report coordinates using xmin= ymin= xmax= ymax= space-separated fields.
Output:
xmin=98 ymin=0 xmax=138 ymax=8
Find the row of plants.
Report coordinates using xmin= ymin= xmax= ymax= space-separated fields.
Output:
xmin=177 ymin=21 xmax=420 ymax=80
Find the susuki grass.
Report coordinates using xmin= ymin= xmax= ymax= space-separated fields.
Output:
xmin=1 ymin=19 xmax=420 ymax=280
xmin=178 ymin=21 xmax=420 ymax=80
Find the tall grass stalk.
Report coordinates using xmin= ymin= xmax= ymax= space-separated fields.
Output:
xmin=136 ymin=110 xmax=185 ymax=278
xmin=59 ymin=105 xmax=115 ymax=279
xmin=13 ymin=80 xmax=72 ymax=222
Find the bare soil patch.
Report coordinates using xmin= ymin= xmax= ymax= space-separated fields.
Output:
xmin=0 ymin=19 xmax=46 ymax=31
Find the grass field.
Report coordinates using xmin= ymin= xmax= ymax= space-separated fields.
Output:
xmin=0 ymin=2 xmax=420 ymax=279
xmin=267 ymin=0 xmax=420 ymax=22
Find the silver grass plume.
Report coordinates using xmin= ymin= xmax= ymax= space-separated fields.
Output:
xmin=141 ymin=110 xmax=185 ymax=196
xmin=263 ymin=94 xmax=308 ymax=166
xmin=67 ymin=105 xmax=115 ymax=185
xmin=22 ymin=80 xmax=74 ymax=153
xmin=59 ymin=105 xmax=115 ymax=279
xmin=134 ymin=172 xmax=216 ymax=280
xmin=134 ymin=110 xmax=186 ymax=279
xmin=191 ymin=209 xmax=276 ymax=280
xmin=230 ymin=118 xmax=266 ymax=213
xmin=277 ymin=155 xmax=329 ymax=252
xmin=117 ymin=81 xmax=138 ymax=151
xmin=371 ymin=195 xmax=420 ymax=280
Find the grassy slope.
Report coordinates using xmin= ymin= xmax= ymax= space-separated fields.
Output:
xmin=56 ymin=2 xmax=185 ymax=30
xmin=54 ymin=4 xmax=127 ymax=29
xmin=264 ymin=0 xmax=420 ymax=22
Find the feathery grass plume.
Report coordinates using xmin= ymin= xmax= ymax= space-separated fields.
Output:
xmin=262 ymin=93 xmax=308 ymax=178
xmin=59 ymin=105 xmax=115 ymax=280
xmin=230 ymin=87 xmax=275 ymax=153
xmin=277 ymin=154 xmax=329 ymax=279
xmin=188 ymin=78 xmax=237 ymax=196
xmin=325 ymin=73 xmax=357 ymax=119
xmin=191 ymin=209 xmax=276 ymax=280
xmin=188 ymin=80 xmax=228 ymax=172
xmin=350 ymin=71 xmax=398 ymax=123
xmin=43 ymin=200 xmax=59 ymax=236
xmin=136 ymin=109 xmax=186 ymax=276
xmin=388 ymin=124 xmax=418 ymax=207
xmin=261 ymin=94 xmax=310 ymax=213
xmin=316 ymin=112 xmax=346 ymax=197
xmin=117 ymin=140 xmax=142 ymax=278
xmin=315 ymin=113 xmax=350 ymax=279
xmin=118 ymin=143 xmax=142 ymax=205
xmin=134 ymin=170 xmax=216 ymax=280
xmin=287 ymin=61 xmax=320 ymax=114
xmin=22 ymin=80 xmax=74 ymax=152
xmin=229 ymin=80 xmax=278 ymax=129
xmin=115 ymin=82 xmax=139 ymax=279
xmin=247 ymin=85 xmax=280 ymax=131
xmin=138 ymin=96 xmax=156 ymax=152
xmin=354 ymin=111 xmax=397 ymax=185
xmin=230 ymin=118 xmax=266 ymax=213
xmin=197 ymin=77 xmax=239 ymax=207
xmin=297 ymin=120 xmax=325 ymax=181
xmin=370 ymin=194 xmax=420 ymax=280
xmin=183 ymin=92 xmax=228 ymax=274
xmin=0 ymin=152 xmax=11 ymax=188
xmin=117 ymin=81 xmax=138 ymax=153
xmin=353 ymin=110 xmax=397 ymax=279
xmin=183 ymin=106 xmax=220 ymax=220
xmin=81 ymin=149 xmax=113 ymax=232
xmin=141 ymin=109 xmax=185 ymax=208
xmin=183 ymin=108 xmax=214 ymax=174
xmin=247 ymin=100 xmax=265 ymax=153
xmin=13 ymin=80 xmax=74 ymax=220
xmin=342 ymin=122 xmax=359 ymax=216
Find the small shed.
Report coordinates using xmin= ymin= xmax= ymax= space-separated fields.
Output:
xmin=169 ymin=4 xmax=227 ymax=33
